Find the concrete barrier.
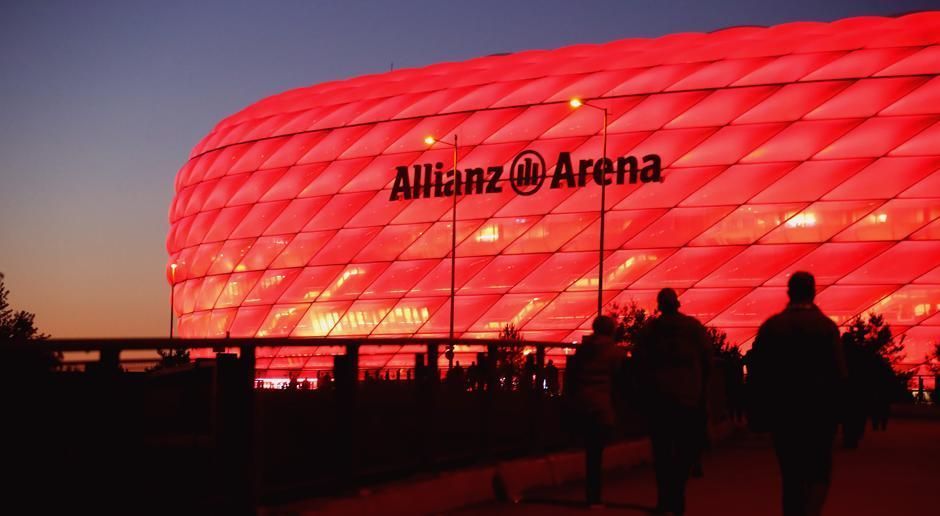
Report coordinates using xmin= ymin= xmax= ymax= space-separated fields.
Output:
xmin=492 ymin=439 xmax=654 ymax=503
xmin=268 ymin=465 xmax=498 ymax=515
xmin=606 ymin=439 xmax=653 ymax=471
xmin=494 ymin=456 xmax=554 ymax=502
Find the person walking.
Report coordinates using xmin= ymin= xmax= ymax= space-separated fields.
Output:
xmin=564 ymin=315 xmax=624 ymax=508
xmin=749 ymin=271 xmax=847 ymax=516
xmin=841 ymin=337 xmax=869 ymax=448
xmin=634 ymin=288 xmax=711 ymax=516
xmin=545 ymin=359 xmax=560 ymax=396
xmin=869 ymin=358 xmax=893 ymax=431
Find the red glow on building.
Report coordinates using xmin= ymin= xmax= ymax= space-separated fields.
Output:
xmin=168 ymin=13 xmax=940 ymax=379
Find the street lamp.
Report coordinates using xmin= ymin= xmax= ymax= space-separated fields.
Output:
xmin=425 ymin=134 xmax=459 ymax=371
xmin=569 ymin=98 xmax=609 ymax=317
xmin=169 ymin=263 xmax=178 ymax=340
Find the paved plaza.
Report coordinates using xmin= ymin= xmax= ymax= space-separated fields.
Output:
xmin=456 ymin=419 xmax=939 ymax=515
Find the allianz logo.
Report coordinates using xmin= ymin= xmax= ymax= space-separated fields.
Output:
xmin=389 ymin=150 xmax=662 ymax=202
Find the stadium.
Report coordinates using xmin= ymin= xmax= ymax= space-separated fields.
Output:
xmin=167 ymin=12 xmax=940 ymax=380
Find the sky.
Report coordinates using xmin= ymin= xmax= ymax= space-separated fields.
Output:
xmin=0 ymin=0 xmax=936 ymax=338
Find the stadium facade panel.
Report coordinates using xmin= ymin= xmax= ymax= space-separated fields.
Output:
xmin=168 ymin=13 xmax=940 ymax=378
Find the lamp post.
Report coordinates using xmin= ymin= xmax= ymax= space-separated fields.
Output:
xmin=569 ymin=98 xmax=609 ymax=317
xmin=169 ymin=263 xmax=177 ymax=340
xmin=425 ymin=134 xmax=459 ymax=370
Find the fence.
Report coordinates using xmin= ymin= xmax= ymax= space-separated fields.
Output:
xmin=4 ymin=337 xmax=736 ymax=514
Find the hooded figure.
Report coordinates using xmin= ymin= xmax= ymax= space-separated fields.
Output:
xmin=634 ymin=288 xmax=712 ymax=516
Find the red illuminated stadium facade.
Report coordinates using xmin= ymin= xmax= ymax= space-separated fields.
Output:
xmin=168 ymin=13 xmax=940 ymax=379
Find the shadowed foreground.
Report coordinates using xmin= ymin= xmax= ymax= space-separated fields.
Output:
xmin=456 ymin=419 xmax=939 ymax=515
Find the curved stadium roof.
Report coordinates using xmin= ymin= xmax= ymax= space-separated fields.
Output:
xmin=168 ymin=12 xmax=940 ymax=377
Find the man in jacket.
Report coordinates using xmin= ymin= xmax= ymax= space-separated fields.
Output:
xmin=749 ymin=271 xmax=847 ymax=516
xmin=634 ymin=288 xmax=711 ymax=516
xmin=565 ymin=315 xmax=624 ymax=507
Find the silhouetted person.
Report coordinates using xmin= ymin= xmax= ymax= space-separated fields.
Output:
xmin=634 ymin=288 xmax=712 ymax=516
xmin=300 ymin=378 xmax=310 ymax=390
xmin=447 ymin=360 xmax=465 ymax=391
xmin=466 ymin=361 xmax=479 ymax=391
xmin=869 ymin=358 xmax=893 ymax=431
xmin=841 ymin=340 xmax=869 ymax=448
xmin=743 ymin=347 xmax=758 ymax=424
xmin=545 ymin=359 xmax=560 ymax=396
xmin=564 ymin=315 xmax=624 ymax=507
xmin=749 ymin=271 xmax=847 ymax=516
xmin=725 ymin=353 xmax=746 ymax=423
xmin=522 ymin=354 xmax=536 ymax=392
xmin=933 ymin=374 xmax=939 ymax=405
xmin=689 ymin=430 xmax=706 ymax=479
xmin=288 ymin=374 xmax=298 ymax=390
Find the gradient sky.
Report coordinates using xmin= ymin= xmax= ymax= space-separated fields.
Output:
xmin=1 ymin=0 xmax=936 ymax=338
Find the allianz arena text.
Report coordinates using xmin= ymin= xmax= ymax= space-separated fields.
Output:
xmin=168 ymin=13 xmax=940 ymax=379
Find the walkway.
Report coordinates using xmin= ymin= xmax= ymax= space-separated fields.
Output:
xmin=455 ymin=419 xmax=939 ymax=515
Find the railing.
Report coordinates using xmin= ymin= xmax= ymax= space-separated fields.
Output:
xmin=39 ymin=336 xmax=575 ymax=374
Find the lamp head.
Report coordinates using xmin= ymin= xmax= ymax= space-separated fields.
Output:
xmin=569 ymin=98 xmax=583 ymax=109
xmin=424 ymin=135 xmax=436 ymax=145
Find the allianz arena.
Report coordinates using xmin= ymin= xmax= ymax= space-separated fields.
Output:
xmin=168 ymin=12 xmax=940 ymax=379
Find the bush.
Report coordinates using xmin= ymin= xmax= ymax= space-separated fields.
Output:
xmin=496 ymin=323 xmax=525 ymax=388
xmin=0 ymin=273 xmax=57 ymax=374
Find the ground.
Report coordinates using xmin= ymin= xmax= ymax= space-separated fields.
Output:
xmin=455 ymin=419 xmax=939 ymax=515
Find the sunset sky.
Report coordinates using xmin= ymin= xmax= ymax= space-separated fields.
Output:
xmin=1 ymin=0 xmax=935 ymax=338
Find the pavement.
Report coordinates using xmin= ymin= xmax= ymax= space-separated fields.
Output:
xmin=453 ymin=419 xmax=940 ymax=515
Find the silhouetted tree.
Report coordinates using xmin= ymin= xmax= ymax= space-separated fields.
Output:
xmin=150 ymin=347 xmax=191 ymax=371
xmin=706 ymin=326 xmax=745 ymax=419
xmin=842 ymin=313 xmax=911 ymax=402
xmin=606 ymin=300 xmax=653 ymax=349
xmin=0 ymin=273 xmax=57 ymax=372
xmin=498 ymin=322 xmax=523 ymax=341
xmin=497 ymin=323 xmax=525 ymax=389
xmin=843 ymin=313 xmax=903 ymax=365
xmin=0 ymin=274 xmax=47 ymax=342
xmin=707 ymin=326 xmax=741 ymax=361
